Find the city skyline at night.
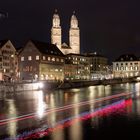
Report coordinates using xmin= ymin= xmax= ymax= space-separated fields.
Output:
xmin=0 ymin=0 xmax=140 ymax=62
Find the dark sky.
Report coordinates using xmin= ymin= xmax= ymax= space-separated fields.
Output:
xmin=0 ymin=0 xmax=140 ymax=62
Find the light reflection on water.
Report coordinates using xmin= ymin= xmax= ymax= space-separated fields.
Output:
xmin=1 ymin=82 xmax=140 ymax=139
xmin=7 ymin=100 xmax=17 ymax=138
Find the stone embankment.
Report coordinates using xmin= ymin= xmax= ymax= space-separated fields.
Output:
xmin=58 ymin=77 xmax=137 ymax=89
xmin=0 ymin=77 xmax=138 ymax=95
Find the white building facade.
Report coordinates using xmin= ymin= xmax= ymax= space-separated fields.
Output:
xmin=113 ymin=54 xmax=140 ymax=78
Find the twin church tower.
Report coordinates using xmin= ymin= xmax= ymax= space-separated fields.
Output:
xmin=51 ymin=10 xmax=80 ymax=55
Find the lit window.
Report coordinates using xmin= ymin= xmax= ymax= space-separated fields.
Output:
xmin=52 ymin=57 xmax=55 ymax=61
xmin=36 ymin=55 xmax=39 ymax=60
xmin=61 ymin=59 xmax=64 ymax=62
xmin=56 ymin=58 xmax=59 ymax=62
xmin=21 ymin=57 xmax=24 ymax=61
xmin=28 ymin=56 xmax=32 ymax=61
xmin=121 ymin=67 xmax=124 ymax=70
xmin=48 ymin=57 xmax=50 ymax=61
xmin=135 ymin=66 xmax=138 ymax=70
xmin=43 ymin=56 xmax=45 ymax=60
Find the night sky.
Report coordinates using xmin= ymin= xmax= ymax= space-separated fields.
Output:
xmin=0 ymin=0 xmax=140 ymax=62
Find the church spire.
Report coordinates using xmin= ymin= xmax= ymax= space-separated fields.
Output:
xmin=70 ymin=11 xmax=78 ymax=29
xmin=52 ymin=9 xmax=60 ymax=28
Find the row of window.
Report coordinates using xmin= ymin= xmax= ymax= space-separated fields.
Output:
xmin=67 ymin=57 xmax=88 ymax=62
xmin=2 ymin=50 xmax=14 ymax=55
xmin=116 ymin=66 xmax=138 ymax=71
xmin=21 ymin=55 xmax=64 ymax=62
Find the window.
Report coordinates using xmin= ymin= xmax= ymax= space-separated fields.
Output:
xmin=56 ymin=58 xmax=59 ymax=62
xmin=36 ymin=55 xmax=39 ymax=60
xmin=43 ymin=56 xmax=46 ymax=60
xmin=28 ymin=56 xmax=32 ymax=61
xmin=61 ymin=59 xmax=64 ymax=62
xmin=48 ymin=57 xmax=50 ymax=61
xmin=135 ymin=66 xmax=138 ymax=71
xmin=52 ymin=57 xmax=55 ymax=61
xmin=6 ymin=45 xmax=10 ymax=49
xmin=121 ymin=67 xmax=124 ymax=70
xmin=21 ymin=57 xmax=24 ymax=61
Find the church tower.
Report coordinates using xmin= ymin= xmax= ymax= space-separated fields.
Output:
xmin=69 ymin=11 xmax=80 ymax=54
xmin=51 ymin=9 xmax=62 ymax=50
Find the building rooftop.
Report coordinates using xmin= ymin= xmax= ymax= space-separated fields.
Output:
xmin=115 ymin=54 xmax=138 ymax=61
xmin=31 ymin=40 xmax=64 ymax=56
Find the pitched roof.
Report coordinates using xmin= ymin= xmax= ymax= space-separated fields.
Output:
xmin=115 ymin=54 xmax=138 ymax=61
xmin=31 ymin=40 xmax=64 ymax=56
xmin=61 ymin=42 xmax=71 ymax=49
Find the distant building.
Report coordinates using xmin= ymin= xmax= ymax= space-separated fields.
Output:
xmin=51 ymin=10 xmax=80 ymax=55
xmin=18 ymin=40 xmax=65 ymax=81
xmin=85 ymin=52 xmax=108 ymax=80
xmin=0 ymin=40 xmax=16 ymax=81
xmin=113 ymin=54 xmax=140 ymax=78
xmin=65 ymin=53 xmax=90 ymax=80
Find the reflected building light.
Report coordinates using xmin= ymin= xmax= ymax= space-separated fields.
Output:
xmin=70 ymin=93 xmax=82 ymax=140
xmin=88 ymin=86 xmax=96 ymax=97
xmin=64 ymin=92 xmax=69 ymax=103
xmin=50 ymin=129 xmax=64 ymax=140
xmin=50 ymin=94 xmax=55 ymax=108
xmin=98 ymin=85 xmax=105 ymax=96
xmin=104 ymin=85 xmax=111 ymax=96
xmin=7 ymin=100 xmax=18 ymax=138
xmin=135 ymin=83 xmax=140 ymax=96
xmin=37 ymin=91 xmax=45 ymax=118
xmin=74 ymin=93 xmax=79 ymax=103
xmin=49 ymin=94 xmax=57 ymax=127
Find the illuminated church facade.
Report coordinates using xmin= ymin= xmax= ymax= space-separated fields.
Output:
xmin=51 ymin=10 xmax=80 ymax=55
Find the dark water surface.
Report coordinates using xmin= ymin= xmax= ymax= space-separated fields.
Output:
xmin=0 ymin=82 xmax=140 ymax=139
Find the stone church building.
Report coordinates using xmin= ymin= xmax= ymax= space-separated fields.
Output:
xmin=51 ymin=10 xmax=80 ymax=55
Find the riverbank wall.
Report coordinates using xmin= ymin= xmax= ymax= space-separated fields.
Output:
xmin=0 ymin=77 xmax=138 ymax=95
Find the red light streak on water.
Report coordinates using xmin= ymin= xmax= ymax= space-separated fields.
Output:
xmin=21 ymin=98 xmax=132 ymax=140
xmin=0 ymin=92 xmax=132 ymax=126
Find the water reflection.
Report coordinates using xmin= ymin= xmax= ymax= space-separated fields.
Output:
xmin=69 ymin=93 xmax=82 ymax=140
xmin=1 ymin=83 xmax=140 ymax=139
xmin=36 ymin=90 xmax=46 ymax=118
xmin=7 ymin=99 xmax=18 ymax=138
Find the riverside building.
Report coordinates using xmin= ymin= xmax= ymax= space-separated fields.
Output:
xmin=113 ymin=54 xmax=140 ymax=78
xmin=18 ymin=40 xmax=65 ymax=81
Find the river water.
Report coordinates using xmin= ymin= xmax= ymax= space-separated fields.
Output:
xmin=0 ymin=82 xmax=140 ymax=139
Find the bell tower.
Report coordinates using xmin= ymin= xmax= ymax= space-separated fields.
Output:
xmin=51 ymin=9 xmax=62 ymax=50
xmin=69 ymin=11 xmax=80 ymax=54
